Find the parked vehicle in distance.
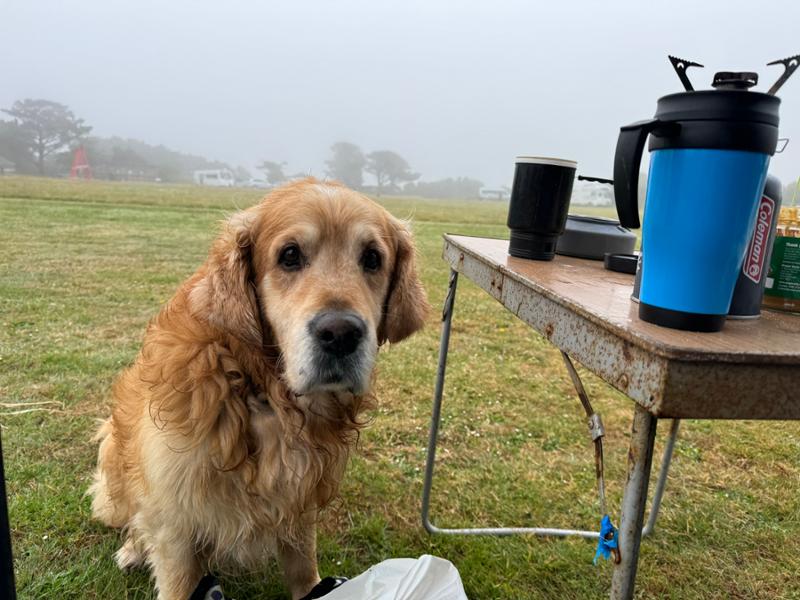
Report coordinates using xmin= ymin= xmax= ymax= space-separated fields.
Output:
xmin=479 ymin=188 xmax=508 ymax=201
xmin=193 ymin=169 xmax=235 ymax=187
xmin=246 ymin=178 xmax=270 ymax=188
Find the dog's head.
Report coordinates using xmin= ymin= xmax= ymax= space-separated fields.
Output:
xmin=190 ymin=178 xmax=429 ymax=397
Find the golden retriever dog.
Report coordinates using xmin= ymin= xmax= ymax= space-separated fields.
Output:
xmin=89 ymin=178 xmax=429 ymax=600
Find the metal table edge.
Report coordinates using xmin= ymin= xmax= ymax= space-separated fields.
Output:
xmin=442 ymin=233 xmax=799 ymax=367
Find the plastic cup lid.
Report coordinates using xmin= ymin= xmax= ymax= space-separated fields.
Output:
xmin=515 ymin=156 xmax=578 ymax=168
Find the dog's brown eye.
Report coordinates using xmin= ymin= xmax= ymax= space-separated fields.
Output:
xmin=278 ymin=244 xmax=303 ymax=271
xmin=361 ymin=248 xmax=381 ymax=272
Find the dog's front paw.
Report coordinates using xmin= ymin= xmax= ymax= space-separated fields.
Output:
xmin=114 ymin=537 xmax=144 ymax=571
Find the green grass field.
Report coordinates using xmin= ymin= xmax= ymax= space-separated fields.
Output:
xmin=1 ymin=176 xmax=799 ymax=599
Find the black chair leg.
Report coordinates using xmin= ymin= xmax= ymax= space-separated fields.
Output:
xmin=0 ymin=429 xmax=17 ymax=600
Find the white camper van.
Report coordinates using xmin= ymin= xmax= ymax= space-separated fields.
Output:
xmin=193 ymin=169 xmax=235 ymax=187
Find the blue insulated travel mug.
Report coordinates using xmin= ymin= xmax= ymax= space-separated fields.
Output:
xmin=613 ymin=74 xmax=781 ymax=331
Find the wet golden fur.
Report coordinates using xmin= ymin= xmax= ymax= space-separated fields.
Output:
xmin=89 ymin=179 xmax=429 ymax=600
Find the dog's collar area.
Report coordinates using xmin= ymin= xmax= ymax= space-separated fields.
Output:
xmin=247 ymin=384 xmax=275 ymax=414
xmin=247 ymin=387 xmax=274 ymax=415
xmin=236 ymin=372 xmax=273 ymax=415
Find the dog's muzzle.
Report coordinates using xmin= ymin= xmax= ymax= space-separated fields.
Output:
xmin=309 ymin=311 xmax=366 ymax=358
xmin=303 ymin=310 xmax=371 ymax=393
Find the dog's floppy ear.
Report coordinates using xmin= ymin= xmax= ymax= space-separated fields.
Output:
xmin=378 ymin=218 xmax=430 ymax=345
xmin=189 ymin=209 xmax=264 ymax=347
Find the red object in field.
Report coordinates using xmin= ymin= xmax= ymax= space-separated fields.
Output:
xmin=69 ymin=146 xmax=92 ymax=179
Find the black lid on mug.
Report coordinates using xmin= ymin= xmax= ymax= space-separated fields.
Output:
xmin=649 ymin=88 xmax=780 ymax=154
xmin=655 ymin=89 xmax=779 ymax=125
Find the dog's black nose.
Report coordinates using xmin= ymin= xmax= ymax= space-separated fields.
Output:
xmin=310 ymin=312 xmax=366 ymax=357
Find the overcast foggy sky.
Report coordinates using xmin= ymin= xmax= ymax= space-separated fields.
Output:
xmin=2 ymin=0 xmax=799 ymax=189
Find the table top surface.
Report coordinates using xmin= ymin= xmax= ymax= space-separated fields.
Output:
xmin=445 ymin=234 xmax=800 ymax=365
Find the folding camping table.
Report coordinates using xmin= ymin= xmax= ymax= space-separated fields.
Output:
xmin=421 ymin=234 xmax=800 ymax=600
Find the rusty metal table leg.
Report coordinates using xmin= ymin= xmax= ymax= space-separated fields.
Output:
xmin=422 ymin=269 xmax=600 ymax=538
xmin=611 ymin=405 xmax=658 ymax=600
xmin=422 ymin=269 xmax=678 ymax=542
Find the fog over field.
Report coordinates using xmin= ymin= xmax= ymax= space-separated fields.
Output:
xmin=1 ymin=0 xmax=799 ymax=188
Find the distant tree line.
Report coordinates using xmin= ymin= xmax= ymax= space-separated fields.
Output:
xmin=259 ymin=143 xmax=422 ymax=196
xmin=260 ymin=141 xmax=486 ymax=198
xmin=0 ymin=98 xmax=491 ymax=198
xmin=0 ymin=98 xmax=237 ymax=182
xmin=83 ymin=136 xmax=237 ymax=182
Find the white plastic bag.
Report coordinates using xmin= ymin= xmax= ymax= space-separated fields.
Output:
xmin=323 ymin=554 xmax=468 ymax=600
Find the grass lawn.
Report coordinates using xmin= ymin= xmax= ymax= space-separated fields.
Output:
xmin=1 ymin=176 xmax=799 ymax=599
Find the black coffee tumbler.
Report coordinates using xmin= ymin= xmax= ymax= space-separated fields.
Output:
xmin=727 ymin=174 xmax=782 ymax=319
xmin=507 ymin=156 xmax=577 ymax=260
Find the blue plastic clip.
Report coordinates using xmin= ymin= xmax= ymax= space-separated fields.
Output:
xmin=593 ymin=514 xmax=619 ymax=565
